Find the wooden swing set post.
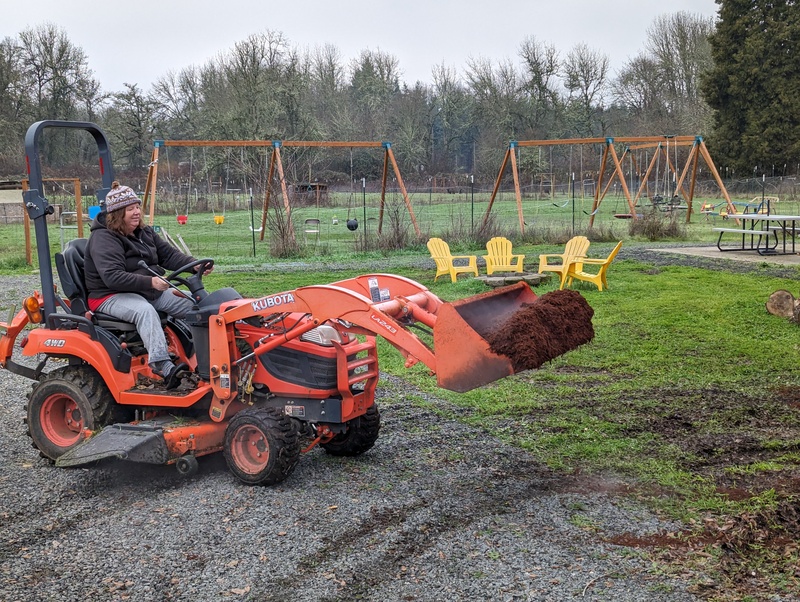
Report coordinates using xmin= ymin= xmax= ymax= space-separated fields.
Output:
xmin=271 ymin=143 xmax=294 ymax=242
xmin=379 ymin=146 xmax=389 ymax=234
xmin=685 ymin=143 xmax=701 ymax=220
xmin=482 ymin=141 xmax=526 ymax=234
xmin=142 ymin=143 xmax=161 ymax=227
xmin=696 ymin=137 xmax=737 ymax=216
xmin=609 ymin=143 xmax=634 ymax=213
xmin=593 ymin=141 xmax=636 ymax=225
xmin=509 ymin=143 xmax=524 ymax=233
xmin=610 ymin=146 xmax=647 ymax=213
xmin=627 ymin=142 xmax=662 ymax=208
xmin=484 ymin=144 xmax=511 ymax=230
xmin=672 ymin=140 xmax=702 ymax=221
xmin=259 ymin=143 xmax=279 ymax=239
xmin=383 ymin=142 xmax=419 ymax=237
xmin=589 ymin=143 xmax=610 ymax=227
xmin=141 ymin=138 xmax=419 ymax=240
xmin=590 ymin=144 xmax=650 ymax=221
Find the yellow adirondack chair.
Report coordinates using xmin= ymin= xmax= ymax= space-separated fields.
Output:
xmin=426 ymin=238 xmax=478 ymax=282
xmin=537 ymin=235 xmax=590 ymax=289
xmin=484 ymin=236 xmax=525 ymax=274
xmin=566 ymin=241 xmax=623 ymax=291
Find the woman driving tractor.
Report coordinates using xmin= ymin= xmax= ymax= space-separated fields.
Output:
xmin=84 ymin=181 xmax=211 ymax=388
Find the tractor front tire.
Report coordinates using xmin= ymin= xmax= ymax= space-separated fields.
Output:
xmin=223 ymin=407 xmax=300 ymax=486
xmin=25 ymin=366 xmax=117 ymax=461
xmin=321 ymin=403 xmax=381 ymax=457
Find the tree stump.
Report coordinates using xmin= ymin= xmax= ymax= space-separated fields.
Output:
xmin=766 ymin=290 xmax=799 ymax=322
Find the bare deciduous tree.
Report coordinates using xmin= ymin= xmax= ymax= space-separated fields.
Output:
xmin=151 ymin=66 xmax=204 ymax=138
xmin=562 ymin=43 xmax=610 ymax=137
xmin=518 ymin=36 xmax=562 ymax=136
xmin=615 ymin=12 xmax=714 ymax=135
xmin=431 ymin=64 xmax=474 ymax=173
xmin=0 ymin=37 xmax=26 ymax=162
xmin=18 ymin=23 xmax=97 ymax=123
xmin=103 ymin=83 xmax=158 ymax=170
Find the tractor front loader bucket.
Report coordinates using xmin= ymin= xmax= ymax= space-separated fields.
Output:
xmin=432 ymin=282 xmax=539 ymax=392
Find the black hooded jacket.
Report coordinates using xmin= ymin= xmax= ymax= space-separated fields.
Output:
xmin=84 ymin=212 xmax=195 ymax=302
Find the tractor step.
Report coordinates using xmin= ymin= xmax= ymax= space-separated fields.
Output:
xmin=56 ymin=423 xmax=169 ymax=467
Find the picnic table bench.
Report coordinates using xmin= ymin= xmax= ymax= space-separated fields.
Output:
xmin=713 ymin=225 xmax=775 ymax=252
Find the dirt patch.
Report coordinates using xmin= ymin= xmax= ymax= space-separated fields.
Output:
xmin=773 ymin=384 xmax=800 ymax=410
xmin=609 ymin=497 xmax=800 ymax=599
xmin=486 ymin=289 xmax=595 ymax=371
xmin=548 ymin=382 xmax=800 ymax=600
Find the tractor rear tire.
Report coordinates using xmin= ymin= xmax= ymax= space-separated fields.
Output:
xmin=321 ymin=403 xmax=381 ymax=457
xmin=223 ymin=407 xmax=300 ymax=486
xmin=25 ymin=366 xmax=117 ymax=461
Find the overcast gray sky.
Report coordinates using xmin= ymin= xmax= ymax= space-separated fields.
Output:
xmin=4 ymin=0 xmax=719 ymax=93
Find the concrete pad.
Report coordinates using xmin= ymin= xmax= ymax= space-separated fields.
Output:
xmin=652 ymin=246 xmax=800 ymax=266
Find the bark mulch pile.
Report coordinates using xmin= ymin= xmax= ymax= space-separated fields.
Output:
xmin=486 ymin=289 xmax=595 ymax=372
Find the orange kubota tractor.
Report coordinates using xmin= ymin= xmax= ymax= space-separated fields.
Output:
xmin=0 ymin=121 xmax=585 ymax=486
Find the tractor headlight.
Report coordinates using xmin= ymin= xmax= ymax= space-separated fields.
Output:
xmin=300 ymin=325 xmax=343 ymax=346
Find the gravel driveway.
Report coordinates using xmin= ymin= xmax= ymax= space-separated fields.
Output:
xmin=1 ymin=246 xmax=784 ymax=602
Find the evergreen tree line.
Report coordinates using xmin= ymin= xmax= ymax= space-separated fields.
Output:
xmin=0 ymin=5 xmax=795 ymax=188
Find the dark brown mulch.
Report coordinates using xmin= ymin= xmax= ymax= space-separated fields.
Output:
xmin=486 ymin=289 xmax=595 ymax=372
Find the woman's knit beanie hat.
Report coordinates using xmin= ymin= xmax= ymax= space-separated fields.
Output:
xmin=104 ymin=181 xmax=141 ymax=213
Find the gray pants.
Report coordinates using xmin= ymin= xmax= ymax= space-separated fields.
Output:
xmin=98 ymin=291 xmax=194 ymax=365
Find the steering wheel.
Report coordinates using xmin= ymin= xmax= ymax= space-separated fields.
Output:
xmin=164 ymin=258 xmax=214 ymax=301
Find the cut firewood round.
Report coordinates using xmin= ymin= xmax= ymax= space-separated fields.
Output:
xmin=766 ymin=289 xmax=796 ymax=319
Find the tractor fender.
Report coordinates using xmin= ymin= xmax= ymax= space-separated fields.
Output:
xmin=22 ymin=328 xmax=137 ymax=395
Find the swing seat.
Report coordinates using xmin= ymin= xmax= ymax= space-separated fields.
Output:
xmin=304 ymin=218 xmax=321 ymax=245
xmin=177 ymin=215 xmax=188 ymax=225
xmin=214 ymin=215 xmax=225 ymax=225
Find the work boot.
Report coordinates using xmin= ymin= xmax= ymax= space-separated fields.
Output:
xmin=163 ymin=362 xmax=190 ymax=390
xmin=152 ymin=360 xmax=190 ymax=390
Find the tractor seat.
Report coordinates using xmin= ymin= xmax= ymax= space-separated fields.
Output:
xmin=55 ymin=238 xmax=154 ymax=332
